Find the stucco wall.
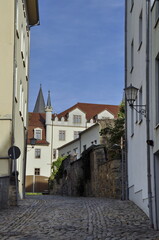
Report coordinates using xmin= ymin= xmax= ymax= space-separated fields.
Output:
xmin=126 ymin=0 xmax=149 ymax=215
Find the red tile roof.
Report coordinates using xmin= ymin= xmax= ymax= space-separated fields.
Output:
xmin=56 ymin=102 xmax=119 ymax=120
xmin=28 ymin=103 xmax=119 ymax=144
xmin=27 ymin=113 xmax=49 ymax=145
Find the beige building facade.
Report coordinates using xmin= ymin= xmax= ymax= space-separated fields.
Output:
xmin=0 ymin=0 xmax=39 ymax=208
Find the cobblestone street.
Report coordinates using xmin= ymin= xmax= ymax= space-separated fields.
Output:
xmin=0 ymin=195 xmax=159 ymax=240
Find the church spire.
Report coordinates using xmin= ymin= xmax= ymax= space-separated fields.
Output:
xmin=33 ymin=85 xmax=45 ymax=113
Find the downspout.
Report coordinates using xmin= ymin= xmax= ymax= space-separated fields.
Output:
xmin=146 ymin=0 xmax=153 ymax=227
xmin=124 ymin=0 xmax=129 ymax=200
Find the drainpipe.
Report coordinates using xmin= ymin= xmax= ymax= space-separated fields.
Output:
xmin=124 ymin=0 xmax=128 ymax=200
xmin=146 ymin=0 xmax=153 ymax=228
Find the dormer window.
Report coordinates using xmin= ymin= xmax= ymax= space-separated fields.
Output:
xmin=73 ymin=115 xmax=81 ymax=124
xmin=34 ymin=128 xmax=42 ymax=140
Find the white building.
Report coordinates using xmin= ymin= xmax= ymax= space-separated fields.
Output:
xmin=125 ymin=0 xmax=159 ymax=229
xmin=58 ymin=123 xmax=100 ymax=160
xmin=26 ymin=87 xmax=119 ymax=192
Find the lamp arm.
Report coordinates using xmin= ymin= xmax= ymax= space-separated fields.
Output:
xmin=130 ymin=104 xmax=146 ymax=117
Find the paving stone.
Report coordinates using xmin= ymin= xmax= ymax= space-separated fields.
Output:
xmin=0 ymin=195 xmax=159 ymax=239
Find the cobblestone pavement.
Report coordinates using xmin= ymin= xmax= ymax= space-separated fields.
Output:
xmin=0 ymin=195 xmax=159 ymax=240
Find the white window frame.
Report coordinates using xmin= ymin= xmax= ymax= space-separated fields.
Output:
xmin=21 ymin=24 xmax=24 ymax=59
xmin=16 ymin=0 xmax=19 ymax=37
xmin=25 ymin=51 xmax=28 ymax=79
xmin=73 ymin=115 xmax=82 ymax=124
xmin=35 ymin=149 xmax=41 ymax=159
xmin=156 ymin=55 xmax=159 ymax=124
xmin=130 ymin=0 xmax=134 ymax=12
xmin=53 ymin=149 xmax=56 ymax=159
xmin=34 ymin=128 xmax=42 ymax=140
xmin=15 ymin=64 xmax=18 ymax=102
xmin=155 ymin=0 xmax=159 ymax=25
xmin=139 ymin=10 xmax=143 ymax=49
xmin=74 ymin=131 xmax=81 ymax=139
xmin=59 ymin=130 xmax=66 ymax=141
xmin=131 ymin=108 xmax=134 ymax=137
xmin=19 ymin=82 xmax=22 ymax=115
xmin=139 ymin=87 xmax=143 ymax=123
xmin=24 ymin=101 xmax=27 ymax=127
xmin=130 ymin=40 xmax=134 ymax=73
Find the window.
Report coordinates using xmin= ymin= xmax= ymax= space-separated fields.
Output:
xmin=24 ymin=101 xmax=27 ymax=127
xmin=19 ymin=82 xmax=23 ymax=116
xmin=23 ymin=33 xmax=26 ymax=62
xmin=130 ymin=40 xmax=134 ymax=72
xmin=139 ymin=10 xmax=142 ymax=49
xmin=16 ymin=0 xmax=19 ymax=37
xmin=139 ymin=87 xmax=143 ymax=122
xmin=73 ymin=148 xmax=78 ymax=159
xmin=156 ymin=55 xmax=159 ymax=124
xmin=25 ymin=52 xmax=28 ymax=79
xmin=74 ymin=148 xmax=78 ymax=154
xmin=74 ymin=131 xmax=81 ymax=139
xmin=53 ymin=149 xmax=56 ymax=159
xmin=21 ymin=24 xmax=24 ymax=58
xmin=131 ymin=108 xmax=134 ymax=136
xmin=35 ymin=149 xmax=41 ymax=158
xmin=130 ymin=0 xmax=134 ymax=12
xmin=155 ymin=0 xmax=159 ymax=24
xmin=34 ymin=168 xmax=40 ymax=176
xmin=15 ymin=64 xmax=18 ymax=101
xmin=59 ymin=130 xmax=65 ymax=141
xmin=83 ymin=145 xmax=87 ymax=151
xmin=34 ymin=128 xmax=42 ymax=140
xmin=135 ymin=97 xmax=139 ymax=123
xmin=73 ymin=115 xmax=81 ymax=124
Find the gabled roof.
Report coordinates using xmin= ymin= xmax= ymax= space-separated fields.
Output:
xmin=27 ymin=113 xmax=49 ymax=145
xmin=33 ymin=86 xmax=45 ymax=113
xmin=56 ymin=102 xmax=119 ymax=120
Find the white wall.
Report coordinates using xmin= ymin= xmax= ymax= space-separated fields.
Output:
xmin=26 ymin=145 xmax=52 ymax=177
xmin=97 ymin=110 xmax=114 ymax=119
xmin=58 ymin=124 xmax=100 ymax=160
xmin=126 ymin=0 xmax=149 ymax=215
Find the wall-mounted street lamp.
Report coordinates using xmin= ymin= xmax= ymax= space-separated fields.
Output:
xmin=30 ymin=137 xmax=37 ymax=148
xmin=124 ymin=84 xmax=146 ymax=117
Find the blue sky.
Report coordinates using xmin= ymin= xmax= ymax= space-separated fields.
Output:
xmin=29 ymin=0 xmax=124 ymax=113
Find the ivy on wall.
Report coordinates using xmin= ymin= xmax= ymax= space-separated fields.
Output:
xmin=100 ymin=102 xmax=125 ymax=159
xmin=49 ymin=156 xmax=67 ymax=184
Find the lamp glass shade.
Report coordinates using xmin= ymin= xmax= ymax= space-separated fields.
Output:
xmin=125 ymin=84 xmax=138 ymax=105
xmin=30 ymin=137 xmax=37 ymax=146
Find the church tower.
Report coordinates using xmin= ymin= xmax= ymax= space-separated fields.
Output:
xmin=45 ymin=91 xmax=53 ymax=143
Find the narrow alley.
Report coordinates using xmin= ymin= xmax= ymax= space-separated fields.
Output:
xmin=0 ymin=195 xmax=159 ymax=240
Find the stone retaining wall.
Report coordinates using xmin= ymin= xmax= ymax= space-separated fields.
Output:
xmin=50 ymin=145 xmax=122 ymax=199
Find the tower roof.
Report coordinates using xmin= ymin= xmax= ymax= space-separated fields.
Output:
xmin=33 ymin=86 xmax=45 ymax=113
